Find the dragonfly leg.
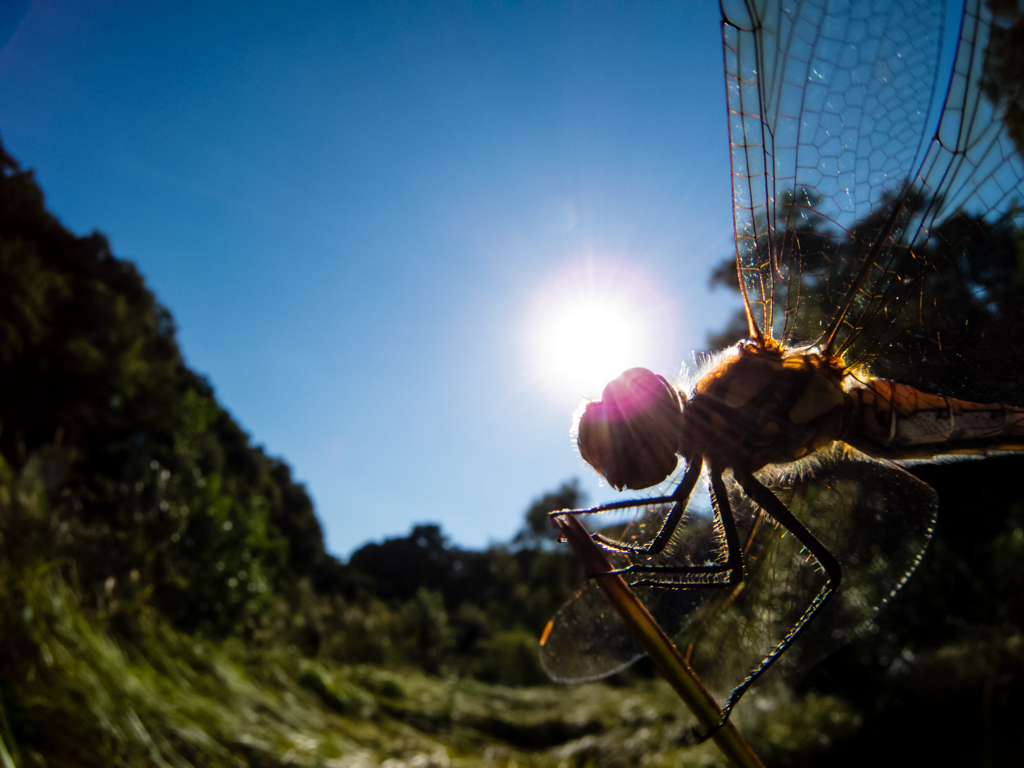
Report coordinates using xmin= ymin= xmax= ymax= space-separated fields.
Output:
xmin=688 ymin=468 xmax=843 ymax=743
xmin=546 ymin=459 xmax=699 ymax=524
xmin=591 ymin=457 xmax=705 ymax=558
xmin=607 ymin=469 xmax=745 ymax=593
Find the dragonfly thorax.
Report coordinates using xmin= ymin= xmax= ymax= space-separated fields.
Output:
xmin=685 ymin=342 xmax=848 ymax=473
xmin=577 ymin=342 xmax=850 ymax=489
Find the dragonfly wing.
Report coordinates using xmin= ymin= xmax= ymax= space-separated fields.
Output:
xmin=721 ymin=0 xmax=947 ymax=346
xmin=770 ymin=458 xmax=939 ymax=674
xmin=841 ymin=0 xmax=1024 ymax=405
xmin=539 ymin=580 xmax=645 ymax=683
xmin=723 ymin=0 xmax=1024 ymax=407
xmin=670 ymin=458 xmax=937 ymax=706
xmin=541 ymin=458 xmax=937 ymax=711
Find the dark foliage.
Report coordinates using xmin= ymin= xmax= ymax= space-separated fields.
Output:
xmin=513 ymin=478 xmax=584 ymax=549
xmin=986 ymin=0 xmax=1024 ymax=156
xmin=343 ymin=487 xmax=585 ymax=683
xmin=0 ymin=139 xmax=345 ymax=637
xmin=783 ymin=453 xmax=1024 ymax=766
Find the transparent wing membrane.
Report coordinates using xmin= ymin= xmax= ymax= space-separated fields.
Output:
xmin=724 ymin=0 xmax=1024 ymax=405
xmin=541 ymin=459 xmax=937 ymax=719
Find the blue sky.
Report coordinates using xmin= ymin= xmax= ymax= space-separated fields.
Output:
xmin=0 ymin=2 xmax=740 ymax=557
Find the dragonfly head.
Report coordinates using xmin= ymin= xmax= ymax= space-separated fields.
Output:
xmin=575 ymin=367 xmax=685 ymax=491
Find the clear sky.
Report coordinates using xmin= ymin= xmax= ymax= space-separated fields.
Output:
xmin=0 ymin=2 xmax=741 ymax=557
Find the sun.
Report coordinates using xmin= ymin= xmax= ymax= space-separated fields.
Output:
xmin=540 ymin=295 xmax=643 ymax=396
xmin=525 ymin=259 xmax=674 ymax=400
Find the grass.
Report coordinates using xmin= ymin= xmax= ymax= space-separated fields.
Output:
xmin=0 ymin=559 xmax=866 ymax=767
xmin=0 ymin=467 xmax=865 ymax=767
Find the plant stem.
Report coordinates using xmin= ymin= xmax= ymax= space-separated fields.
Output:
xmin=551 ymin=514 xmax=764 ymax=768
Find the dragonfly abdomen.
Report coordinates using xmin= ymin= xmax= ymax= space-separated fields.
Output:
xmin=842 ymin=379 xmax=1024 ymax=461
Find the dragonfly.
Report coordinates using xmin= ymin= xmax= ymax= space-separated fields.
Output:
xmin=540 ymin=0 xmax=1024 ymax=735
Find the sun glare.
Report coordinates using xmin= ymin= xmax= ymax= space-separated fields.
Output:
xmin=525 ymin=259 xmax=675 ymax=400
xmin=542 ymin=296 xmax=641 ymax=395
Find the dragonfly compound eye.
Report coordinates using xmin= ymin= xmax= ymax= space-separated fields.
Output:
xmin=576 ymin=367 xmax=684 ymax=491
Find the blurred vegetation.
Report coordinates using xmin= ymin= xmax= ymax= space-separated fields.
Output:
xmin=0 ymin=449 xmax=763 ymax=767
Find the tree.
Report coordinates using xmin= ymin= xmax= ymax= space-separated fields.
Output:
xmin=0 ymin=138 xmax=343 ymax=638
xmin=512 ymin=479 xmax=586 ymax=549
